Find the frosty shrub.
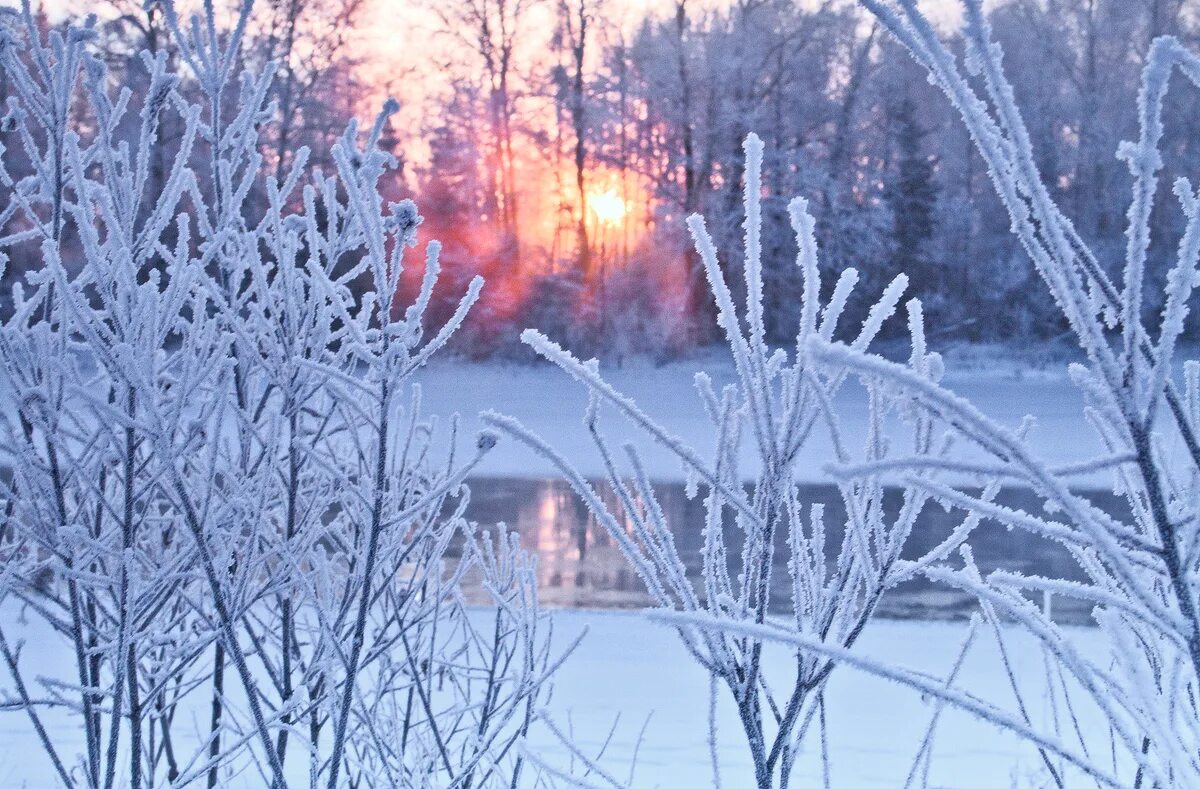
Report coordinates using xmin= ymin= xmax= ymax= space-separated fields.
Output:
xmin=0 ymin=2 xmax=574 ymax=787
xmin=664 ymin=1 xmax=1200 ymax=786
xmin=484 ymin=132 xmax=976 ymax=788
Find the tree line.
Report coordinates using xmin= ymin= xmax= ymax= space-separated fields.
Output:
xmin=6 ymin=0 xmax=1200 ymax=359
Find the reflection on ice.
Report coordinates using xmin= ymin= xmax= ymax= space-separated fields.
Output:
xmin=457 ymin=477 xmax=1126 ymax=623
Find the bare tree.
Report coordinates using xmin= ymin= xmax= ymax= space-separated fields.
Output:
xmin=433 ymin=0 xmax=537 ymax=256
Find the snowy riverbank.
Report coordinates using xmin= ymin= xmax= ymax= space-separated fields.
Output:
xmin=0 ymin=608 xmax=1107 ymax=787
xmin=414 ymin=350 xmax=1125 ymax=485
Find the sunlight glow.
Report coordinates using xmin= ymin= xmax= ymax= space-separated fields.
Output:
xmin=588 ymin=189 xmax=629 ymax=226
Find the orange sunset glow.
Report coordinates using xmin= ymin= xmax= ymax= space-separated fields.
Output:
xmin=589 ymin=189 xmax=627 ymax=226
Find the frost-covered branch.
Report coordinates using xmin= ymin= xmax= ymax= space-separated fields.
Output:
xmin=0 ymin=3 xmax=575 ymax=786
xmin=486 ymin=132 xmax=969 ymax=788
xmin=802 ymin=1 xmax=1200 ymax=782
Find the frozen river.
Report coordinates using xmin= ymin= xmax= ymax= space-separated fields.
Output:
xmin=457 ymin=476 xmax=1121 ymax=624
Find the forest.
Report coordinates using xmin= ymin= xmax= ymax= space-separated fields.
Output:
xmin=6 ymin=0 xmax=1200 ymax=358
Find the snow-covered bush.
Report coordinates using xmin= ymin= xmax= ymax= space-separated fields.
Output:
xmin=484 ymin=132 xmax=971 ymax=787
xmin=680 ymin=1 xmax=1200 ymax=785
xmin=0 ymin=2 xmax=574 ymax=786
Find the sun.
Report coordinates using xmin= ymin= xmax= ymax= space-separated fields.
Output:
xmin=589 ymin=189 xmax=628 ymax=226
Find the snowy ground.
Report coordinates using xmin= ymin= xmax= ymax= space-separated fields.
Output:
xmin=0 ymin=608 xmax=1107 ymax=787
xmin=532 ymin=611 xmax=1109 ymax=788
xmin=414 ymin=349 xmax=1129 ymax=485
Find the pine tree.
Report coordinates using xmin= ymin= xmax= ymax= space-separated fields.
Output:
xmin=887 ymin=95 xmax=937 ymax=283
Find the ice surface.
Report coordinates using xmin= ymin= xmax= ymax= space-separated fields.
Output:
xmin=416 ymin=353 xmax=1150 ymax=485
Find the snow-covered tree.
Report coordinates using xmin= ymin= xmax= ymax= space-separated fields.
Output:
xmin=684 ymin=1 xmax=1200 ymax=785
xmin=0 ymin=2 xmax=583 ymax=786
